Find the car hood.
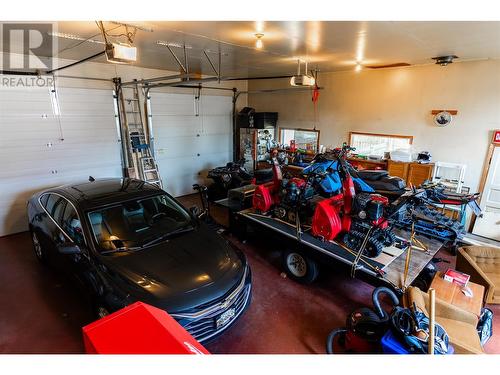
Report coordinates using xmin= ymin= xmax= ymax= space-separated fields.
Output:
xmin=100 ymin=224 xmax=245 ymax=312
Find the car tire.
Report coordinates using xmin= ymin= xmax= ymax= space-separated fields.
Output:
xmin=282 ymin=249 xmax=319 ymax=284
xmin=30 ymin=229 xmax=47 ymax=264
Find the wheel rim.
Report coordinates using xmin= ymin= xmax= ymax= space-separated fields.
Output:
xmin=97 ymin=307 xmax=110 ymax=318
xmin=32 ymin=232 xmax=42 ymax=259
xmin=286 ymin=252 xmax=307 ymax=278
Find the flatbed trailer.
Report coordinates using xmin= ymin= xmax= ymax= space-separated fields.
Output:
xmin=235 ymin=207 xmax=445 ymax=293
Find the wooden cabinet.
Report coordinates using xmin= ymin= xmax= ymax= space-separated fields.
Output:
xmin=387 ymin=160 xmax=410 ymax=180
xmin=347 ymin=158 xmax=387 ymax=170
xmin=407 ymin=163 xmax=434 ymax=187
xmin=387 ymin=160 xmax=434 ymax=187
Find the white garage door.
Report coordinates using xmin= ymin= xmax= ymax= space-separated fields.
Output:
xmin=0 ymin=85 xmax=122 ymax=236
xmin=151 ymin=92 xmax=232 ymax=197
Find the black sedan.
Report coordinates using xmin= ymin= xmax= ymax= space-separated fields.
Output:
xmin=27 ymin=178 xmax=251 ymax=342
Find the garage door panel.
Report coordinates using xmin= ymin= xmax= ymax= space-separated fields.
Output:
xmin=58 ymin=101 xmax=116 ymax=117
xmin=201 ymin=115 xmax=232 ymax=135
xmin=0 ymin=128 xmax=61 ymax=147
xmin=154 ymin=115 xmax=200 ymax=136
xmin=200 ymin=95 xmax=232 ymax=116
xmin=0 ymin=86 xmax=122 ymax=236
xmin=0 ymin=101 xmax=54 ymax=116
xmin=197 ymin=134 xmax=231 ymax=155
xmin=151 ymin=93 xmax=197 ymax=116
xmin=158 ymin=156 xmax=201 ymax=196
xmin=156 ymin=136 xmax=200 ymax=158
xmin=151 ymin=91 xmax=232 ymax=197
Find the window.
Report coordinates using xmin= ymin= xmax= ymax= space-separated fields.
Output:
xmin=279 ymin=128 xmax=320 ymax=153
xmin=44 ymin=194 xmax=58 ymax=214
xmin=40 ymin=194 xmax=49 ymax=207
xmin=61 ymin=203 xmax=84 ymax=245
xmin=52 ymin=197 xmax=67 ymax=223
xmin=88 ymin=194 xmax=193 ymax=253
xmin=349 ymin=132 xmax=413 ymax=158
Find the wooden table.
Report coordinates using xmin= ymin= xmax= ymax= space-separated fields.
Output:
xmin=430 ymin=272 xmax=485 ymax=317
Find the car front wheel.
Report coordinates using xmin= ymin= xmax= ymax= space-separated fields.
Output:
xmin=31 ymin=230 xmax=47 ymax=264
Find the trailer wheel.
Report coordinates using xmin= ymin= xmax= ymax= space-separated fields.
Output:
xmin=282 ymin=250 xmax=319 ymax=284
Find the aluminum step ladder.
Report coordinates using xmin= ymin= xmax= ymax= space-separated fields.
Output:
xmin=116 ymin=81 xmax=163 ymax=188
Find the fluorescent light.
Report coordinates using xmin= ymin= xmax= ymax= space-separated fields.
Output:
xmin=355 ymin=63 xmax=362 ymax=72
xmin=49 ymin=31 xmax=105 ymax=44
xmin=156 ymin=40 xmax=193 ymax=49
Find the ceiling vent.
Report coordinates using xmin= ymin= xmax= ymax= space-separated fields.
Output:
xmin=432 ymin=55 xmax=458 ymax=66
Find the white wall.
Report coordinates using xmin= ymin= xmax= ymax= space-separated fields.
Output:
xmin=248 ymin=59 xmax=500 ymax=192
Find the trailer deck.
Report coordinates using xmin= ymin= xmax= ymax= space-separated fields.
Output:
xmin=238 ymin=207 xmax=445 ymax=291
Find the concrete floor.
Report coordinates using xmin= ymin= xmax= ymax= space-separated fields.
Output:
xmin=0 ymin=194 xmax=499 ymax=354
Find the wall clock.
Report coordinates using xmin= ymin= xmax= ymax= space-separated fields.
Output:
xmin=434 ymin=111 xmax=453 ymax=127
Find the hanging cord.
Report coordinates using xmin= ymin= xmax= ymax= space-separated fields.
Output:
xmin=311 ymin=70 xmax=320 ymax=130
xmin=96 ymin=21 xmax=138 ymax=46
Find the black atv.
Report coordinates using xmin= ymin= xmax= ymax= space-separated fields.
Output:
xmin=207 ymin=159 xmax=273 ymax=201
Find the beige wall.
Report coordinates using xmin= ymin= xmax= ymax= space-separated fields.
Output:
xmin=248 ymin=59 xmax=500 ymax=192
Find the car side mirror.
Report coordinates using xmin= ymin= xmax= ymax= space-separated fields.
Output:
xmin=189 ymin=206 xmax=201 ymax=218
xmin=57 ymin=243 xmax=81 ymax=255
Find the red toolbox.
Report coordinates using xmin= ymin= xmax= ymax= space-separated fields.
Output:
xmin=82 ymin=302 xmax=210 ymax=354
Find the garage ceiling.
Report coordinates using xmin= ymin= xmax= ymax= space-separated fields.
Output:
xmin=48 ymin=21 xmax=500 ymax=77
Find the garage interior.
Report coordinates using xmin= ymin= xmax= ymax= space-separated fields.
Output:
xmin=1 ymin=19 xmax=500 ymax=355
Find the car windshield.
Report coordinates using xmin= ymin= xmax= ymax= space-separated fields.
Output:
xmin=87 ymin=194 xmax=193 ymax=253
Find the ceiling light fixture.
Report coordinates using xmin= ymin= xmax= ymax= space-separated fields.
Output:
xmin=355 ymin=62 xmax=362 ymax=72
xmin=432 ymin=55 xmax=458 ymax=66
xmin=255 ymin=33 xmax=264 ymax=49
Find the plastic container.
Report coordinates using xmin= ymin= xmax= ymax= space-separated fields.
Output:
xmin=82 ymin=301 xmax=209 ymax=354
xmin=381 ymin=329 xmax=454 ymax=354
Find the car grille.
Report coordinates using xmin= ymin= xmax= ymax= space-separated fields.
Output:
xmin=171 ymin=267 xmax=251 ymax=343
xmin=183 ymin=283 xmax=251 ymax=342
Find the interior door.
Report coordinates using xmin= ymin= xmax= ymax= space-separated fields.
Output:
xmin=473 ymin=146 xmax=500 ymax=240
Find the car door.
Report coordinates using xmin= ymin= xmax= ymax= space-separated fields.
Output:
xmin=38 ymin=193 xmax=65 ymax=264
xmin=55 ymin=197 xmax=94 ymax=287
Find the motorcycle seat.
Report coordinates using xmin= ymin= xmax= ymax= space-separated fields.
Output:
xmin=356 ymin=170 xmax=389 ymax=181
